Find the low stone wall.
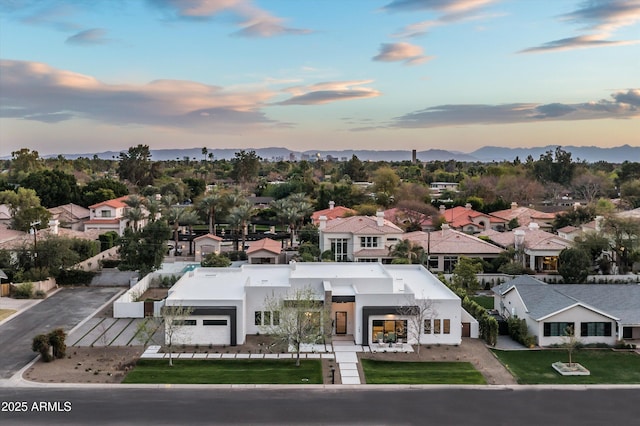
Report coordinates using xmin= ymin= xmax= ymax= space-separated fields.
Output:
xmin=74 ymin=247 xmax=119 ymax=272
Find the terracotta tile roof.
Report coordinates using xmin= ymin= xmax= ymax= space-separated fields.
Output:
xmin=89 ymin=195 xmax=131 ymax=209
xmin=247 ymin=238 xmax=282 ymax=255
xmin=311 ymin=205 xmax=356 ymax=224
xmin=490 ymin=206 xmax=557 ymax=227
xmin=323 ymin=215 xmax=403 ymax=234
xmin=557 ymin=225 xmax=579 ymax=234
xmin=440 ymin=206 xmax=505 ymax=229
xmin=48 ymin=203 xmax=90 ymax=220
xmin=405 ymin=229 xmax=502 ymax=255
xmin=479 ymin=226 xmax=572 ymax=251
xmin=354 ymin=248 xmax=391 ymax=257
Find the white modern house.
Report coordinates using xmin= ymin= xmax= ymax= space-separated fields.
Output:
xmin=493 ymin=276 xmax=640 ymax=346
xmin=318 ymin=213 xmax=404 ymax=262
xmin=163 ymin=262 xmax=474 ymax=347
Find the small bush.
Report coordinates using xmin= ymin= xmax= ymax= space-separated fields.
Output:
xmin=13 ymin=282 xmax=34 ymax=299
xmin=34 ymin=290 xmax=46 ymax=299
xmin=32 ymin=334 xmax=52 ymax=362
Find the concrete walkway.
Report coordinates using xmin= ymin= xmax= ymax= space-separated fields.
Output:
xmin=495 ymin=335 xmax=528 ymax=350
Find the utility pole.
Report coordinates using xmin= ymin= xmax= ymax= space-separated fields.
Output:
xmin=30 ymin=221 xmax=40 ymax=267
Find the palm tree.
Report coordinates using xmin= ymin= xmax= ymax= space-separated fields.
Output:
xmin=124 ymin=195 xmax=146 ymax=231
xmin=271 ymin=193 xmax=313 ymax=247
xmin=228 ymin=201 xmax=255 ymax=252
xmin=197 ymin=191 xmax=223 ymax=235
xmin=164 ymin=207 xmax=184 ymax=256
xmin=144 ymin=196 xmax=161 ymax=222
xmin=390 ymin=239 xmax=426 ymax=264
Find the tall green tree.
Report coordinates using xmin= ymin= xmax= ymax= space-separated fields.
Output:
xmin=21 ymin=170 xmax=81 ymax=208
xmin=118 ymin=220 xmax=171 ymax=277
xmin=230 ymin=150 xmax=261 ymax=184
xmin=117 ymin=144 xmax=160 ymax=187
xmin=558 ymin=248 xmax=591 ymax=283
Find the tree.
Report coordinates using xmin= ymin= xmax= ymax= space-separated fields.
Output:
xmin=552 ymin=205 xmax=596 ymax=230
xmin=620 ymin=179 xmax=640 ymax=208
xmin=603 ymin=216 xmax=640 ymax=274
xmin=21 ymin=169 xmax=81 ymax=208
xmin=123 ymin=195 xmax=147 ymax=231
xmin=532 ymin=146 xmax=575 ymax=186
xmin=197 ymin=191 xmax=223 ymax=234
xmin=561 ymin=325 xmax=580 ymax=367
xmin=201 ymin=252 xmax=231 ymax=267
xmin=117 ymin=144 xmax=160 ymax=187
xmin=396 ymin=295 xmax=436 ymax=355
xmin=558 ymin=248 xmax=591 ymax=283
xmin=260 ymin=286 xmax=328 ymax=367
xmin=571 ymin=170 xmax=614 ymax=203
xmin=118 ymin=220 xmax=171 ymax=277
xmin=390 ymin=239 xmax=425 ymax=264
xmin=137 ymin=305 xmax=194 ymax=366
xmin=393 ymin=200 xmax=438 ymax=232
xmin=230 ymin=150 xmax=261 ymax=184
xmin=10 ymin=148 xmax=44 ymax=181
xmin=340 ymin=155 xmax=367 ymax=182
xmin=452 ymin=257 xmax=483 ymax=292
xmin=373 ymin=166 xmax=400 ymax=207
xmin=573 ymin=232 xmax=610 ymax=270
xmin=0 ymin=188 xmax=51 ymax=232
xmin=270 ymin=193 xmax=313 ymax=247
xmin=228 ymin=201 xmax=255 ymax=251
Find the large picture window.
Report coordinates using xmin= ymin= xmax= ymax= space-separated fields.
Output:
xmin=543 ymin=322 xmax=574 ymax=337
xmin=580 ymin=322 xmax=612 ymax=337
xmin=372 ymin=319 xmax=407 ymax=343
xmin=443 ymin=256 xmax=458 ymax=273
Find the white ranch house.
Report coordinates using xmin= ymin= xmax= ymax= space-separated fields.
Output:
xmin=164 ymin=262 xmax=476 ymax=347
xmin=493 ymin=276 xmax=640 ymax=347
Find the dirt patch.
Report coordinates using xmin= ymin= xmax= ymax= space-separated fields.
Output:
xmin=24 ymin=346 xmax=144 ymax=384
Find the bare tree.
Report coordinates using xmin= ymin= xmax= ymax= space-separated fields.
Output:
xmin=260 ymin=286 xmax=329 ymax=367
xmin=396 ymin=294 xmax=437 ymax=355
xmin=136 ymin=304 xmax=193 ymax=366
xmin=561 ymin=325 xmax=580 ymax=367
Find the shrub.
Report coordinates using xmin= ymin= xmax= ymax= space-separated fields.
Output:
xmin=224 ymin=251 xmax=247 ymax=261
xmin=13 ymin=282 xmax=34 ymax=299
xmin=34 ymin=290 xmax=46 ymax=299
xmin=32 ymin=334 xmax=52 ymax=362
xmin=56 ymin=269 xmax=96 ymax=285
xmin=48 ymin=328 xmax=67 ymax=359
xmin=201 ymin=252 xmax=231 ymax=267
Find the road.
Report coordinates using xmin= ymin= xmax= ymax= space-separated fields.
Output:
xmin=0 ymin=387 xmax=638 ymax=425
xmin=0 ymin=287 xmax=122 ymax=379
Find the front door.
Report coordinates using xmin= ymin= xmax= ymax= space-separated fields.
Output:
xmin=335 ymin=311 xmax=347 ymax=335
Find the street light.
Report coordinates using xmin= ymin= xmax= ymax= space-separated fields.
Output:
xmin=30 ymin=221 xmax=40 ymax=267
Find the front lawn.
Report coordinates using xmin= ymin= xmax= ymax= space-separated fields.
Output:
xmin=361 ymin=359 xmax=486 ymax=385
xmin=492 ymin=349 xmax=640 ymax=384
xmin=123 ymin=359 xmax=323 ymax=384
xmin=471 ymin=295 xmax=494 ymax=310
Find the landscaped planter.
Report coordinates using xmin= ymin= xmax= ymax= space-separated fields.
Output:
xmin=552 ymin=361 xmax=590 ymax=376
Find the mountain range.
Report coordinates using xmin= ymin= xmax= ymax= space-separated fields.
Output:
xmin=33 ymin=144 xmax=639 ymax=164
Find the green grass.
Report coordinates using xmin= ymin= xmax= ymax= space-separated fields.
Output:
xmin=361 ymin=359 xmax=486 ymax=385
xmin=471 ymin=295 xmax=494 ymax=310
xmin=122 ymin=359 xmax=323 ymax=384
xmin=492 ymin=349 xmax=640 ymax=384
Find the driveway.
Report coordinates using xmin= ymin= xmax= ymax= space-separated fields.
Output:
xmin=0 ymin=287 xmax=122 ymax=379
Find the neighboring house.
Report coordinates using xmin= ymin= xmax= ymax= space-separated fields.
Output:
xmin=0 ymin=220 xmax=102 ymax=252
xmin=311 ymin=201 xmax=356 ymax=225
xmin=48 ymin=203 xmax=90 ymax=231
xmin=493 ymin=276 xmax=640 ymax=346
xmin=164 ymin=262 xmax=474 ymax=346
xmin=438 ymin=204 xmax=506 ymax=234
xmin=318 ymin=212 xmax=404 ymax=262
xmin=429 ymin=182 xmax=459 ymax=199
xmin=556 ymin=225 xmax=581 ymax=242
xmin=193 ymin=233 xmax=224 ymax=262
xmin=0 ymin=204 xmax=11 ymax=227
xmin=490 ymin=202 xmax=557 ymax=231
xmin=246 ymin=238 xmax=283 ymax=264
xmin=384 ymin=207 xmax=433 ymax=231
xmin=480 ymin=223 xmax=573 ymax=272
xmin=84 ymin=195 xmax=149 ymax=236
xmin=404 ymin=227 xmax=503 ymax=273
xmin=246 ymin=196 xmax=274 ymax=210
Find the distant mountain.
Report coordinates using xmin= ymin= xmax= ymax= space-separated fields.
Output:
xmin=470 ymin=145 xmax=640 ymax=163
xmin=31 ymin=145 xmax=637 ymax=163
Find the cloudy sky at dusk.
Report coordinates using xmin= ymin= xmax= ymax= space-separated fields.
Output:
xmin=1 ymin=0 xmax=639 ymax=157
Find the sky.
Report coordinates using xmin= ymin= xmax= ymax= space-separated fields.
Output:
xmin=1 ymin=0 xmax=639 ymax=157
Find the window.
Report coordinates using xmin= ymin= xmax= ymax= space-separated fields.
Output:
xmin=424 ymin=319 xmax=432 ymax=334
xmin=273 ymin=311 xmax=280 ymax=326
xmin=443 ymin=319 xmax=450 ymax=334
xmin=264 ymin=311 xmax=271 ymax=326
xmin=434 ymin=319 xmax=441 ymax=334
xmin=203 ymin=320 xmax=227 ymax=326
xmin=330 ymin=238 xmax=349 ymax=261
xmin=174 ymin=319 xmax=196 ymax=326
xmin=580 ymin=322 xmax=612 ymax=337
xmin=357 ymin=258 xmax=378 ymax=263
xmin=372 ymin=319 xmax=407 ymax=343
xmin=256 ymin=311 xmax=280 ymax=326
xmin=543 ymin=322 xmax=574 ymax=337
xmin=254 ymin=311 xmax=262 ymax=326
xmin=100 ymin=210 xmax=111 ymax=218
xmin=443 ymin=256 xmax=458 ymax=273
xmin=360 ymin=236 xmax=379 ymax=248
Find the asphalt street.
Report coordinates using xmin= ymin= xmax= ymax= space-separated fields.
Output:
xmin=1 ymin=387 xmax=639 ymax=425
xmin=0 ymin=287 xmax=122 ymax=379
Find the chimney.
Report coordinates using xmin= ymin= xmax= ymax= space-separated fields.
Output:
xmin=514 ymin=229 xmax=525 ymax=249
xmin=376 ymin=211 xmax=384 ymax=227
xmin=511 ymin=202 xmax=518 ymax=210
xmin=329 ymin=201 xmax=335 ymax=210
xmin=439 ymin=205 xmax=446 ymax=214
xmin=528 ymin=222 xmax=539 ymax=231
xmin=465 ymin=203 xmax=472 ymax=210
xmin=319 ymin=215 xmax=328 ymax=230
xmin=48 ymin=219 xmax=59 ymax=235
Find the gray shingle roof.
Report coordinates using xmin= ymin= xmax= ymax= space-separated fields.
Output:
xmin=497 ymin=276 xmax=640 ymax=325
